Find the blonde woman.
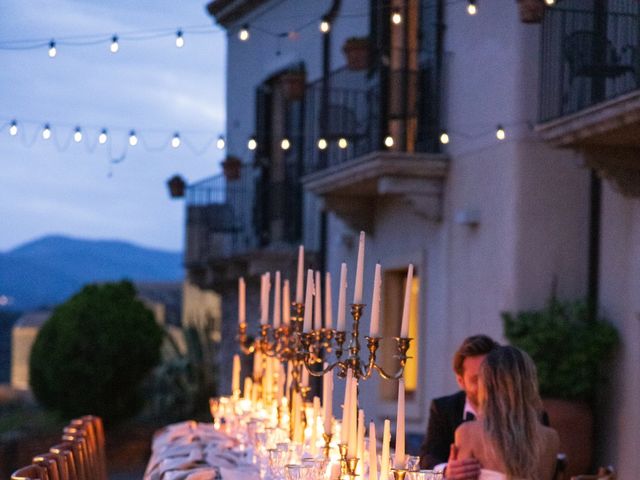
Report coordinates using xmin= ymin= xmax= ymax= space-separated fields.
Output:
xmin=453 ymin=346 xmax=559 ymax=480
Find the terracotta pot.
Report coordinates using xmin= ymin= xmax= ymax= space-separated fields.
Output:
xmin=342 ymin=38 xmax=369 ymax=70
xmin=279 ymin=72 xmax=306 ymax=101
xmin=517 ymin=0 xmax=545 ymax=23
xmin=221 ymin=156 xmax=242 ymax=181
xmin=167 ymin=175 xmax=186 ymax=198
xmin=543 ymin=398 xmax=593 ymax=477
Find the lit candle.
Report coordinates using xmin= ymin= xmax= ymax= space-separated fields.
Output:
xmin=353 ymin=231 xmax=365 ymax=303
xmin=381 ymin=419 xmax=391 ymax=479
xmin=283 ymin=279 xmax=291 ymax=325
xmin=337 ymin=263 xmax=347 ymax=331
xmin=296 ymin=245 xmax=304 ymax=303
xmin=400 ymin=265 xmax=413 ymax=337
xmin=243 ymin=376 xmax=252 ymax=400
xmin=302 ymin=366 xmax=309 ymax=388
xmin=314 ymin=270 xmax=322 ymax=330
xmin=341 ymin=369 xmax=353 ymax=445
xmin=356 ymin=409 xmax=365 ymax=471
xmin=347 ymin=377 xmax=358 ymax=458
xmin=323 ymin=363 xmax=333 ymax=435
xmin=238 ymin=277 xmax=246 ymax=325
xmin=312 ymin=396 xmax=321 ymax=455
xmin=303 ymin=269 xmax=314 ymax=332
xmin=325 ymin=272 xmax=333 ymax=329
xmin=369 ymin=421 xmax=378 ymax=480
xmin=278 ymin=362 xmax=286 ymax=400
xmin=260 ymin=273 xmax=271 ymax=325
xmin=394 ymin=379 xmax=406 ymax=469
xmin=286 ymin=361 xmax=293 ymax=398
xmin=274 ymin=271 xmax=281 ymax=328
xmin=253 ymin=350 xmax=262 ymax=380
xmin=370 ymin=263 xmax=381 ymax=337
xmin=232 ymin=354 xmax=241 ymax=397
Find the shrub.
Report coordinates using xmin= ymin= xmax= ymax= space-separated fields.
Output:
xmin=30 ymin=281 xmax=163 ymax=423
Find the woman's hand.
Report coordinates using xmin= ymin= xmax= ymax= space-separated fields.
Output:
xmin=445 ymin=443 xmax=481 ymax=480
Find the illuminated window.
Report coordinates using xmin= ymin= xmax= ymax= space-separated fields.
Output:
xmin=380 ymin=266 xmax=419 ymax=400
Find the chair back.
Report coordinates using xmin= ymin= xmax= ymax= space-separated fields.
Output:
xmin=11 ymin=464 xmax=49 ymax=480
xmin=49 ymin=443 xmax=78 ymax=480
xmin=32 ymin=454 xmax=61 ymax=480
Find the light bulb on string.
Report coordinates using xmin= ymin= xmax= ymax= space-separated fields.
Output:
xmin=392 ymin=9 xmax=403 ymax=25
xmin=247 ymin=137 xmax=257 ymax=151
xmin=129 ymin=130 xmax=138 ymax=146
xmin=281 ymin=138 xmax=291 ymax=150
xmin=496 ymin=125 xmax=506 ymax=140
xmin=48 ymin=40 xmax=57 ymax=58
xmin=9 ymin=120 xmax=18 ymax=136
xmin=239 ymin=25 xmax=250 ymax=41
xmin=42 ymin=124 xmax=51 ymax=140
xmin=384 ymin=135 xmax=394 ymax=148
xmin=171 ymin=133 xmax=181 ymax=148
xmin=317 ymin=138 xmax=327 ymax=150
xmin=176 ymin=30 xmax=184 ymax=48
xmin=73 ymin=127 xmax=83 ymax=143
xmin=319 ymin=18 xmax=330 ymax=33
xmin=439 ymin=132 xmax=449 ymax=144
xmin=544 ymin=0 xmax=555 ymax=4
xmin=338 ymin=137 xmax=348 ymax=149
xmin=110 ymin=35 xmax=119 ymax=53
xmin=98 ymin=129 xmax=108 ymax=145
xmin=216 ymin=135 xmax=226 ymax=150
xmin=467 ymin=0 xmax=477 ymax=15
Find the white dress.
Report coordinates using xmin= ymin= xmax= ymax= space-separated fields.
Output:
xmin=478 ymin=469 xmax=507 ymax=480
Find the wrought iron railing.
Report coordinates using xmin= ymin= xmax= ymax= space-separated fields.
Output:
xmin=539 ymin=0 xmax=640 ymax=122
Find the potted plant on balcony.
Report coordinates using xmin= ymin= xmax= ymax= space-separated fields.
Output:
xmin=342 ymin=36 xmax=370 ymax=70
xmin=502 ymin=298 xmax=618 ymax=477
xmin=166 ymin=174 xmax=186 ymax=198
xmin=279 ymin=69 xmax=306 ymax=101
xmin=516 ymin=0 xmax=545 ymax=23
xmin=221 ymin=155 xmax=243 ymax=181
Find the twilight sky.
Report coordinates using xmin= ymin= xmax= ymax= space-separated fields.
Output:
xmin=0 ymin=0 xmax=226 ymax=252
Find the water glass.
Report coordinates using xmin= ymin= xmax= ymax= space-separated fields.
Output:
xmin=405 ymin=455 xmax=421 ymax=471
xmin=268 ymin=448 xmax=288 ymax=479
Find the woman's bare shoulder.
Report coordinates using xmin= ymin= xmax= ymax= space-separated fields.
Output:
xmin=455 ymin=420 xmax=482 ymax=443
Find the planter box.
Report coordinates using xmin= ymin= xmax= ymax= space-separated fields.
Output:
xmin=221 ymin=156 xmax=243 ymax=181
xmin=517 ymin=0 xmax=545 ymax=23
xmin=279 ymin=72 xmax=306 ymax=101
xmin=342 ymin=38 xmax=369 ymax=71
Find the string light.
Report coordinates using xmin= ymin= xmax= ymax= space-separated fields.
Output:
xmin=384 ymin=135 xmax=394 ymax=148
xmin=496 ymin=125 xmax=505 ymax=140
xmin=48 ymin=40 xmax=57 ymax=58
xmin=281 ymin=138 xmax=291 ymax=150
xmin=247 ymin=137 xmax=257 ymax=151
xmin=171 ymin=132 xmax=181 ymax=148
xmin=73 ymin=127 xmax=83 ymax=143
xmin=391 ymin=9 xmax=403 ymax=25
xmin=128 ymin=130 xmax=138 ymax=146
xmin=98 ymin=129 xmax=108 ymax=144
xmin=216 ymin=135 xmax=226 ymax=150
xmin=239 ymin=25 xmax=250 ymax=41
xmin=110 ymin=35 xmax=119 ymax=53
xmin=319 ymin=18 xmax=330 ymax=33
xmin=439 ymin=132 xmax=449 ymax=144
xmin=175 ymin=30 xmax=184 ymax=48
xmin=9 ymin=120 xmax=17 ymax=136
xmin=317 ymin=138 xmax=327 ymax=150
xmin=467 ymin=0 xmax=477 ymax=15
xmin=338 ymin=137 xmax=348 ymax=149
xmin=42 ymin=124 xmax=52 ymax=140
xmin=544 ymin=0 xmax=555 ymax=4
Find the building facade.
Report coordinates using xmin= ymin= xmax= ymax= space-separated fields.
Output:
xmin=200 ymin=0 xmax=639 ymax=476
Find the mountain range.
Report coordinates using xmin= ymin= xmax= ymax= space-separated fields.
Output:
xmin=0 ymin=235 xmax=183 ymax=311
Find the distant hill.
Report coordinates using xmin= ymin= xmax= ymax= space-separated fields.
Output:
xmin=0 ymin=235 xmax=183 ymax=310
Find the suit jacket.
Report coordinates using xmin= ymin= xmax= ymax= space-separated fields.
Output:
xmin=419 ymin=390 xmax=467 ymax=469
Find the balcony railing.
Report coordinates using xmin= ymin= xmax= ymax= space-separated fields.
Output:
xmin=302 ymin=63 xmax=440 ymax=175
xmin=539 ymin=0 xmax=640 ymax=122
xmin=184 ymin=171 xmax=256 ymax=265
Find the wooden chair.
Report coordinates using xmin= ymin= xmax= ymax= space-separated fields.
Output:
xmin=68 ymin=421 xmax=99 ymax=479
xmin=571 ymin=465 xmax=616 ymax=480
xmin=11 ymin=464 xmax=49 ymax=480
xmin=49 ymin=444 xmax=78 ymax=480
xmin=32 ymin=454 xmax=62 ymax=480
xmin=77 ymin=415 xmax=107 ymax=480
xmin=60 ymin=434 xmax=91 ymax=480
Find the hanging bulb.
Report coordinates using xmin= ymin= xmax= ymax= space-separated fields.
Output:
xmin=9 ymin=120 xmax=18 ymax=136
xmin=239 ymin=25 xmax=250 ymax=41
xmin=42 ymin=124 xmax=52 ymax=140
xmin=73 ymin=127 xmax=83 ymax=143
xmin=392 ymin=9 xmax=403 ymax=25
xmin=171 ymin=133 xmax=181 ymax=148
xmin=317 ymin=138 xmax=327 ymax=150
xmin=110 ymin=35 xmax=119 ymax=53
xmin=98 ymin=129 xmax=108 ymax=145
xmin=496 ymin=125 xmax=506 ymax=140
xmin=338 ymin=138 xmax=348 ymax=149
xmin=247 ymin=137 xmax=257 ymax=151
xmin=319 ymin=18 xmax=330 ymax=33
xmin=281 ymin=138 xmax=291 ymax=150
xmin=176 ymin=30 xmax=184 ymax=48
xmin=439 ymin=132 xmax=449 ymax=144
xmin=216 ymin=135 xmax=226 ymax=150
xmin=48 ymin=40 xmax=57 ymax=58
xmin=467 ymin=0 xmax=477 ymax=15
xmin=384 ymin=135 xmax=394 ymax=148
xmin=129 ymin=130 xmax=138 ymax=146
xmin=544 ymin=0 xmax=555 ymax=4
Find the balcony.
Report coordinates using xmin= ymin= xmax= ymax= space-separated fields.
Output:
xmin=301 ymin=65 xmax=448 ymax=231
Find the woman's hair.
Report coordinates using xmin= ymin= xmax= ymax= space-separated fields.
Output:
xmin=479 ymin=346 xmax=544 ymax=479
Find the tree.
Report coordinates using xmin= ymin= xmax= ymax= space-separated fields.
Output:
xmin=30 ymin=281 xmax=163 ymax=423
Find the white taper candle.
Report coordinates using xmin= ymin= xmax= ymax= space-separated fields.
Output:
xmin=400 ymin=264 xmax=413 ymax=337
xmin=370 ymin=263 xmax=381 ymax=337
xmin=353 ymin=231 xmax=365 ymax=303
xmin=337 ymin=263 xmax=347 ymax=331
xmin=295 ymin=245 xmax=304 ymax=303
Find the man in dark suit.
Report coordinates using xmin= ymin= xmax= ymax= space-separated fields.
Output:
xmin=419 ymin=335 xmax=500 ymax=479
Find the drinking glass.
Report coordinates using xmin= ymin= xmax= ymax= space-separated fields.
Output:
xmin=405 ymin=455 xmax=421 ymax=471
xmin=268 ymin=448 xmax=288 ymax=479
